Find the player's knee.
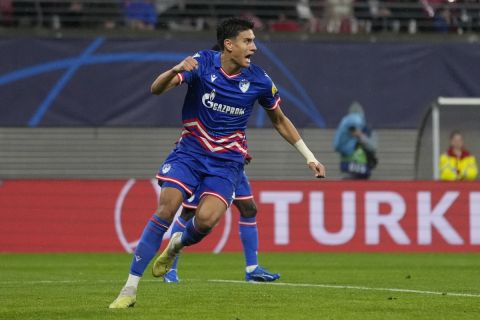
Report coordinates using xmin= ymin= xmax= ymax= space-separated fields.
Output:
xmin=155 ymin=203 xmax=178 ymax=221
xmin=238 ymin=201 xmax=257 ymax=218
xmin=194 ymin=214 xmax=219 ymax=231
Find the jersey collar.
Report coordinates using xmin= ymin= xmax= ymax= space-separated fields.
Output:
xmin=214 ymin=52 xmax=242 ymax=79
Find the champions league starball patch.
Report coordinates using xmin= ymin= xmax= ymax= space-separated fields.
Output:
xmin=239 ymin=79 xmax=250 ymax=93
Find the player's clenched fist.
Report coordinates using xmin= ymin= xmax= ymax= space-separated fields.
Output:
xmin=173 ymin=56 xmax=198 ymax=73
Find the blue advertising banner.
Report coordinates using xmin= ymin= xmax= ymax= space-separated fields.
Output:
xmin=1 ymin=38 xmax=480 ymax=128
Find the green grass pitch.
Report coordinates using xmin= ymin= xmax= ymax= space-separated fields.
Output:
xmin=0 ymin=252 xmax=479 ymax=319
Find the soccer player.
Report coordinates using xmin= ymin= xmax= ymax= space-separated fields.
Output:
xmin=164 ymin=159 xmax=280 ymax=283
xmin=109 ymin=17 xmax=325 ymax=309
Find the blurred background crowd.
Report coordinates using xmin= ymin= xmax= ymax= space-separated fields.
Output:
xmin=2 ymin=0 xmax=480 ymax=34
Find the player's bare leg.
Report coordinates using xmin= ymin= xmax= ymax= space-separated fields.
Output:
xmin=109 ymin=187 xmax=183 ymax=308
xmin=153 ymin=195 xmax=227 ymax=277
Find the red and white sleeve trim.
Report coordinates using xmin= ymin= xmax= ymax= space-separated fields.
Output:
xmin=266 ymin=97 xmax=281 ymax=111
xmin=177 ymin=73 xmax=184 ymax=84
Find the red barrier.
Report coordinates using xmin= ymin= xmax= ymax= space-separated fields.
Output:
xmin=1 ymin=180 xmax=479 ymax=252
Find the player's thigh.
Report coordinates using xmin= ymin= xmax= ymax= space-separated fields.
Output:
xmin=195 ymin=195 xmax=228 ymax=229
xmin=155 ymin=187 xmax=184 ymax=221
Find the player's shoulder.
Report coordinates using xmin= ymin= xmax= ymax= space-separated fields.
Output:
xmin=246 ymin=63 xmax=273 ymax=86
xmin=195 ymin=50 xmax=222 ymax=74
xmin=192 ymin=50 xmax=217 ymax=64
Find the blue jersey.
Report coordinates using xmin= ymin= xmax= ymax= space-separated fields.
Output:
xmin=176 ymin=50 xmax=281 ymax=163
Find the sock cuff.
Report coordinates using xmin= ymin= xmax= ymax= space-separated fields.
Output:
xmin=150 ymin=214 xmax=171 ymax=231
xmin=239 ymin=216 xmax=257 ymax=224
xmin=176 ymin=216 xmax=188 ymax=228
xmin=192 ymin=217 xmax=211 ymax=235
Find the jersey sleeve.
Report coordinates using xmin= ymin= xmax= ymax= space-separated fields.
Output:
xmin=177 ymin=51 xmax=204 ymax=85
xmin=258 ymin=73 xmax=281 ymax=110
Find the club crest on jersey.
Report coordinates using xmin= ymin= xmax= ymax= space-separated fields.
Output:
xmin=161 ymin=163 xmax=171 ymax=174
xmin=239 ymin=79 xmax=250 ymax=93
xmin=211 ymin=74 xmax=217 ymax=82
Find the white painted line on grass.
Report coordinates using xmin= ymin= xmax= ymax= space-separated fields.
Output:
xmin=3 ymin=278 xmax=480 ymax=298
xmin=208 ymin=279 xmax=480 ymax=298
xmin=0 ymin=279 xmax=201 ymax=285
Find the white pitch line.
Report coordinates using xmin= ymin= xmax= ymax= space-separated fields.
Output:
xmin=3 ymin=278 xmax=480 ymax=298
xmin=0 ymin=279 xmax=201 ymax=285
xmin=208 ymin=279 xmax=480 ymax=298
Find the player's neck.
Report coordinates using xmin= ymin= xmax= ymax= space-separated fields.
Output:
xmin=220 ymin=53 xmax=242 ymax=76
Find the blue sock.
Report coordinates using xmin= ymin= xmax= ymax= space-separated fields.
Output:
xmin=239 ymin=216 xmax=259 ymax=268
xmin=129 ymin=214 xmax=170 ymax=277
xmin=181 ymin=217 xmax=210 ymax=246
xmin=170 ymin=216 xmax=187 ymax=270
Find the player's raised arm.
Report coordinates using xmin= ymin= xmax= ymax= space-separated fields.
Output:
xmin=150 ymin=56 xmax=198 ymax=95
xmin=266 ymin=107 xmax=326 ymax=178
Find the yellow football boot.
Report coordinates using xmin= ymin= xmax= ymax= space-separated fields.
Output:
xmin=109 ymin=286 xmax=136 ymax=309
xmin=152 ymin=232 xmax=183 ymax=277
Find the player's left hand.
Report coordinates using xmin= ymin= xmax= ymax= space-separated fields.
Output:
xmin=308 ymin=161 xmax=326 ymax=179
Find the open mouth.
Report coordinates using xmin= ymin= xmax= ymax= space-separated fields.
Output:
xmin=245 ymin=54 xmax=253 ymax=63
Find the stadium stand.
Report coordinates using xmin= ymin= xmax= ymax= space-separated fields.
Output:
xmin=0 ymin=128 xmax=416 ymax=180
xmin=3 ymin=0 xmax=480 ymax=34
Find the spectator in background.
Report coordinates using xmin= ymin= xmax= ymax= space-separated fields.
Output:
xmin=241 ymin=11 xmax=264 ymax=31
xmin=0 ymin=0 xmax=13 ymax=26
xmin=354 ymin=0 xmax=392 ymax=33
xmin=63 ymin=1 xmax=84 ymax=28
xmin=324 ymin=0 xmax=356 ymax=33
xmin=433 ymin=5 xmax=457 ymax=33
xmin=165 ymin=1 xmax=207 ymax=31
xmin=125 ymin=0 xmax=157 ymax=30
xmin=296 ymin=0 xmax=319 ymax=32
xmin=270 ymin=13 xmax=301 ymax=32
xmin=154 ymin=0 xmax=177 ymax=16
xmin=92 ymin=0 xmax=122 ymax=29
xmin=439 ymin=131 xmax=478 ymax=181
xmin=333 ymin=101 xmax=378 ymax=179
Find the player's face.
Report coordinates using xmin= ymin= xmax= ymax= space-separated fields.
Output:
xmin=230 ymin=29 xmax=257 ymax=68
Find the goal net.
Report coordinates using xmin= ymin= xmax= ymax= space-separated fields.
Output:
xmin=415 ymin=97 xmax=480 ymax=180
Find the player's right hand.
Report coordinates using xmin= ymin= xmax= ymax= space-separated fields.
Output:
xmin=173 ymin=56 xmax=198 ymax=73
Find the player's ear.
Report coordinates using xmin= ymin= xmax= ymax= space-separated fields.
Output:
xmin=224 ymin=39 xmax=233 ymax=52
